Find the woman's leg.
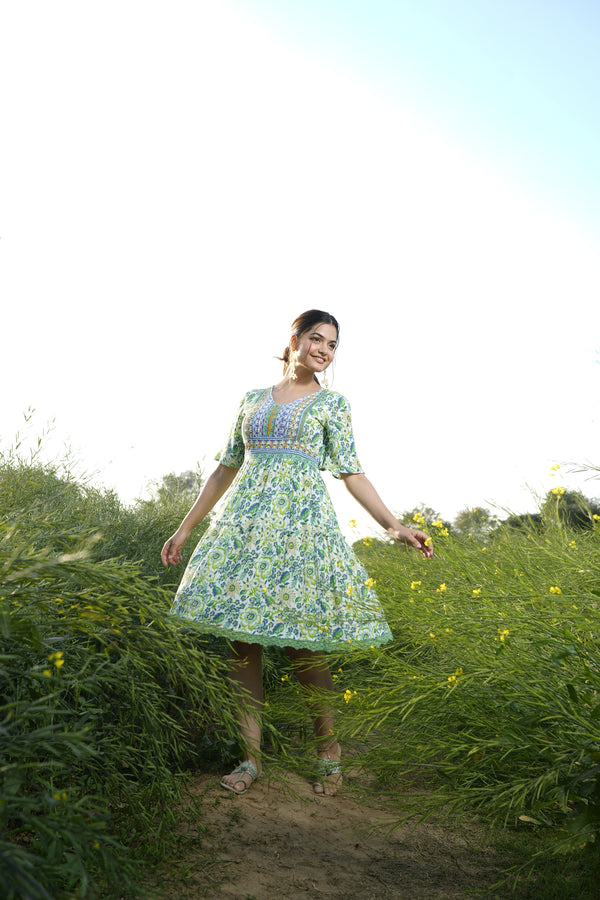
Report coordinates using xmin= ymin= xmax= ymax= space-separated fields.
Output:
xmin=286 ymin=647 xmax=342 ymax=796
xmin=221 ymin=640 xmax=263 ymax=792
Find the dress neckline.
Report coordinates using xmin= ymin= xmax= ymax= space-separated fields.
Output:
xmin=269 ymin=386 xmax=323 ymax=408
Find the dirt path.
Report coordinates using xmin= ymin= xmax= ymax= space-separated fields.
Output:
xmin=150 ymin=769 xmax=521 ymax=899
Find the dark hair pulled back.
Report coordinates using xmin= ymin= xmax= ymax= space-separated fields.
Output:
xmin=281 ymin=309 xmax=340 ymax=365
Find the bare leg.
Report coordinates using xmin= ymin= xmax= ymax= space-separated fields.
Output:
xmin=221 ymin=641 xmax=263 ymax=792
xmin=286 ymin=647 xmax=342 ymax=796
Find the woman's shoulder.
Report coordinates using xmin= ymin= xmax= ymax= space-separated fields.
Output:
xmin=319 ymin=388 xmax=351 ymax=406
xmin=317 ymin=389 xmax=354 ymax=418
xmin=242 ymin=387 xmax=270 ymax=402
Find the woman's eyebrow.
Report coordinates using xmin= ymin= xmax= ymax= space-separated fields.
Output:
xmin=311 ymin=331 xmax=337 ymax=344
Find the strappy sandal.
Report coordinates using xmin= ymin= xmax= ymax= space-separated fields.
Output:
xmin=313 ymin=754 xmax=343 ymax=796
xmin=220 ymin=760 xmax=261 ymax=795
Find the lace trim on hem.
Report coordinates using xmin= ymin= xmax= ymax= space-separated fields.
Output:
xmin=170 ymin=616 xmax=392 ymax=651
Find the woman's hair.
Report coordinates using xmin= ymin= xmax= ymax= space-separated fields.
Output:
xmin=281 ymin=309 xmax=340 ymax=365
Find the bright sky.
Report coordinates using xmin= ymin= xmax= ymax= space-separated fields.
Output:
xmin=2 ymin=0 xmax=599 ymax=537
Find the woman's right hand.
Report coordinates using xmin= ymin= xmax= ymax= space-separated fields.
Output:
xmin=161 ymin=528 xmax=190 ymax=567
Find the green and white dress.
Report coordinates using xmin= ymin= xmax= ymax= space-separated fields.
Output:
xmin=171 ymin=387 xmax=393 ymax=651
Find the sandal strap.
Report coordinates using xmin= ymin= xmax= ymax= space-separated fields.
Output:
xmin=316 ymin=757 xmax=342 ymax=776
xmin=231 ymin=760 xmax=259 ymax=781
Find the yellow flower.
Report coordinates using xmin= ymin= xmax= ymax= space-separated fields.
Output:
xmin=436 ymin=583 xmax=447 ymax=593
xmin=569 ymin=541 xmax=577 ymax=550
xmin=549 ymin=585 xmax=562 ymax=595
xmin=42 ymin=669 xmax=52 ymax=677
xmin=413 ymin=512 xmax=425 ymax=525
xmin=551 ymin=486 xmax=566 ymax=495
xmin=472 ymin=588 xmax=482 ymax=597
xmin=429 ymin=632 xmax=436 ymax=639
xmin=411 ymin=580 xmax=422 ymax=590
xmin=364 ymin=577 xmax=377 ymax=589
xmin=362 ymin=536 xmax=372 ymax=546
xmin=432 ymin=519 xmax=444 ymax=529
xmin=550 ymin=464 xmax=561 ymax=476
xmin=498 ymin=628 xmax=510 ymax=642
xmin=343 ymin=689 xmax=357 ymax=703
xmin=445 ymin=627 xmax=453 ymax=633
xmin=594 ymin=514 xmax=600 ymax=522
xmin=48 ymin=651 xmax=65 ymax=668
xmin=348 ymin=519 xmax=357 ymax=529
xmin=424 ymin=537 xmax=432 ymax=547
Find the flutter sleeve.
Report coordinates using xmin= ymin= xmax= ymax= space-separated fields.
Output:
xmin=321 ymin=393 xmax=364 ymax=479
xmin=215 ymin=393 xmax=249 ymax=468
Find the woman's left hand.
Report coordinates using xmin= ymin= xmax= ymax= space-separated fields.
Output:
xmin=389 ymin=525 xmax=433 ymax=558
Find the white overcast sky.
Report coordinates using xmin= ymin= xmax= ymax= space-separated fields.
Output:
xmin=1 ymin=0 xmax=599 ymax=536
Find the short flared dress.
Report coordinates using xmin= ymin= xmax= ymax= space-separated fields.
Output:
xmin=170 ymin=387 xmax=393 ymax=651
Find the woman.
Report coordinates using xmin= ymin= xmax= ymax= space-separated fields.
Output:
xmin=162 ymin=310 xmax=432 ymax=796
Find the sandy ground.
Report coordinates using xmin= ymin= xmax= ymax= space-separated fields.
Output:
xmin=149 ymin=768 xmax=522 ymax=900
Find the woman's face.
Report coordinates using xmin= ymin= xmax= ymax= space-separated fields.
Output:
xmin=293 ymin=321 xmax=338 ymax=377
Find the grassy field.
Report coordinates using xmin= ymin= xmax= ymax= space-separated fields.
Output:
xmin=2 ymin=447 xmax=600 ymax=897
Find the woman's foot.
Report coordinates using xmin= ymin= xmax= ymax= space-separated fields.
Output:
xmin=313 ymin=742 xmax=342 ymax=796
xmin=220 ymin=759 xmax=261 ymax=794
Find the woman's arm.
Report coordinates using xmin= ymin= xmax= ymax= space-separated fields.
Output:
xmin=161 ymin=463 xmax=239 ymax=566
xmin=341 ymin=472 xmax=433 ymax=557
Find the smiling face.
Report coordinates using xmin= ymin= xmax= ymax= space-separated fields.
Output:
xmin=292 ymin=321 xmax=338 ymax=377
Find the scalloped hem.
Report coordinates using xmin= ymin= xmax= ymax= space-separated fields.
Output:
xmin=171 ymin=616 xmax=392 ymax=651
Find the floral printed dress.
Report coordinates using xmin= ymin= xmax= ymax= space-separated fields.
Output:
xmin=171 ymin=387 xmax=393 ymax=651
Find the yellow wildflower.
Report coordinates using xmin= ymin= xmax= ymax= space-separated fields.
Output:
xmin=432 ymin=519 xmax=444 ymax=529
xmin=343 ymin=689 xmax=357 ymax=703
xmin=429 ymin=632 xmax=436 ymax=639
xmin=42 ymin=669 xmax=52 ymax=677
xmin=411 ymin=580 xmax=422 ymax=590
xmin=362 ymin=536 xmax=372 ymax=546
xmin=552 ymin=486 xmax=566 ymax=495
xmin=48 ymin=651 xmax=64 ymax=668
xmin=550 ymin=464 xmax=561 ymax=476
xmin=549 ymin=585 xmax=562 ymax=595
xmin=498 ymin=628 xmax=510 ymax=642
xmin=472 ymin=588 xmax=482 ymax=597
xmin=593 ymin=514 xmax=600 ymax=522
xmin=413 ymin=512 xmax=425 ymax=525
xmin=364 ymin=577 xmax=377 ymax=589
xmin=348 ymin=519 xmax=357 ymax=529
xmin=569 ymin=541 xmax=577 ymax=549
xmin=436 ymin=583 xmax=447 ymax=593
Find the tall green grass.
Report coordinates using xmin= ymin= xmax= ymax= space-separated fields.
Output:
xmin=334 ymin=499 xmax=600 ymax=858
xmin=0 ymin=452 xmax=236 ymax=899
xmin=4 ymin=434 xmax=600 ymax=895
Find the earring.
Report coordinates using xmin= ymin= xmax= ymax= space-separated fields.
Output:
xmin=288 ymin=350 xmax=298 ymax=381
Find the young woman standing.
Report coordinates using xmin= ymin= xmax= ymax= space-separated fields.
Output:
xmin=162 ymin=310 xmax=432 ymax=795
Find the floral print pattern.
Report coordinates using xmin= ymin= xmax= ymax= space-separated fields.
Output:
xmin=171 ymin=388 xmax=393 ymax=651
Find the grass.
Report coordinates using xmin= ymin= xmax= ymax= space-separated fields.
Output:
xmin=3 ymin=439 xmax=600 ymax=895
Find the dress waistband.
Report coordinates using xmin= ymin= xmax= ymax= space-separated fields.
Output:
xmin=246 ymin=439 xmax=319 ymax=466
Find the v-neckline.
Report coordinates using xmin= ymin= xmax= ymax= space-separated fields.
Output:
xmin=269 ymin=386 xmax=323 ymax=408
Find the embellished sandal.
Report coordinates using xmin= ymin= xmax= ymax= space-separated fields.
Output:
xmin=313 ymin=754 xmax=343 ymax=796
xmin=220 ymin=760 xmax=261 ymax=795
